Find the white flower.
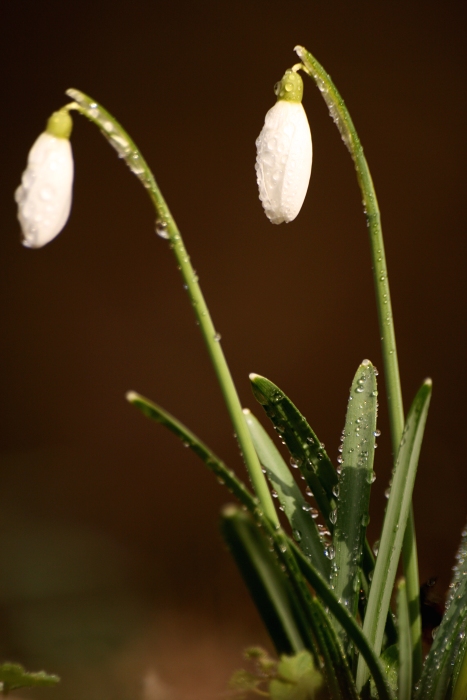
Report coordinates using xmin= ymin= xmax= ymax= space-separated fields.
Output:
xmin=255 ymin=68 xmax=312 ymax=224
xmin=15 ymin=110 xmax=74 ymax=248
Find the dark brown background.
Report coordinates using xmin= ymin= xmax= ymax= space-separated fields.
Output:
xmin=0 ymin=1 xmax=466 ymax=698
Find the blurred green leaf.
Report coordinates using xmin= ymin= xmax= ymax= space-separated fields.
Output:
xmin=0 ymin=662 xmax=59 ymax=694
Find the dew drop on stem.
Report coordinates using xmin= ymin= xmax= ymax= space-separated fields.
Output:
xmin=155 ymin=219 xmax=169 ymax=239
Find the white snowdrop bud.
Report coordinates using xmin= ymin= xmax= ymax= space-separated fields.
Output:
xmin=15 ymin=109 xmax=74 ymax=248
xmin=255 ymin=68 xmax=312 ymax=224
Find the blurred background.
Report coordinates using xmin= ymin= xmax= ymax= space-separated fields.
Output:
xmin=0 ymin=1 xmax=466 ymax=697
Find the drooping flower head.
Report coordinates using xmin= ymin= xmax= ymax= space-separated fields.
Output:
xmin=15 ymin=109 xmax=74 ymax=248
xmin=255 ymin=67 xmax=312 ymax=224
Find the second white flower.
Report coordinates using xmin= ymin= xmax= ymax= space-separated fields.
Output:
xmin=15 ymin=109 xmax=74 ymax=249
xmin=255 ymin=68 xmax=312 ymax=225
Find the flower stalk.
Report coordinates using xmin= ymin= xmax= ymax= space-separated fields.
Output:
xmin=64 ymin=90 xmax=279 ymax=528
xmin=295 ymin=45 xmax=422 ymax=680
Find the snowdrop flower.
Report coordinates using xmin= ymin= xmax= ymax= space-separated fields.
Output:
xmin=255 ymin=67 xmax=312 ymax=224
xmin=15 ymin=109 xmax=74 ymax=248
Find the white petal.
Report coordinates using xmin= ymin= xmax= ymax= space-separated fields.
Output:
xmin=255 ymin=100 xmax=312 ymax=224
xmin=15 ymin=132 xmax=74 ymax=248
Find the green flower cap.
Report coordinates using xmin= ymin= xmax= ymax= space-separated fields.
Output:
xmin=274 ymin=69 xmax=303 ymax=103
xmin=45 ymin=109 xmax=73 ymax=139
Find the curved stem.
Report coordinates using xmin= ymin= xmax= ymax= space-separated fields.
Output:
xmin=65 ymin=89 xmax=279 ymax=528
xmin=295 ymin=46 xmax=422 ymax=679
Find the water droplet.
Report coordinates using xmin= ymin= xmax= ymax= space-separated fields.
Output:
xmin=373 ymin=429 xmax=381 ymax=437
xmin=155 ymin=219 xmax=169 ymax=239
xmin=214 ymin=332 xmax=222 ymax=342
xmin=332 ymin=485 xmax=340 ymax=498
xmin=366 ymin=470 xmax=376 ymax=484
xmin=361 ymin=513 xmax=370 ymax=526
xmin=384 ymin=487 xmax=391 ymax=499
xmin=329 ymin=508 xmax=337 ymax=525
xmin=325 ymin=545 xmax=336 ymax=560
xmin=290 ymin=457 xmax=302 ymax=469
xmin=306 ymin=436 xmax=315 ymax=444
xmin=293 ymin=529 xmax=302 ymax=542
xmin=302 ymin=503 xmax=312 ymax=512
xmin=310 ymin=508 xmax=319 ymax=519
xmin=305 ymin=487 xmax=314 ymax=497
xmin=271 ymin=490 xmax=279 ymax=498
xmin=372 ymin=540 xmax=380 ymax=557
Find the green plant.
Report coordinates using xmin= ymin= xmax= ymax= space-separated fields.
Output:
xmin=15 ymin=45 xmax=466 ymax=700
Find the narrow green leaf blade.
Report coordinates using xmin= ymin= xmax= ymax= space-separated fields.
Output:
xmin=332 ymin=360 xmax=378 ymax=619
xmin=291 ymin=543 xmax=395 ymax=700
xmin=310 ymin=598 xmax=359 ymax=700
xmin=397 ymin=578 xmax=413 ymax=700
xmin=452 ymin=640 xmax=467 ymax=700
xmin=417 ymin=521 xmax=467 ymax=700
xmin=243 ymin=408 xmax=329 ymax=579
xmin=356 ymin=379 xmax=432 ymax=692
xmin=126 ymin=391 xmax=259 ymax=513
xmin=249 ymin=374 xmax=397 ymax=644
xmin=415 ymin=577 xmax=467 ymax=700
xmin=128 ymin=392 xmax=349 ymax=668
xmin=249 ymin=374 xmax=337 ymax=524
xmin=220 ymin=505 xmax=309 ymax=656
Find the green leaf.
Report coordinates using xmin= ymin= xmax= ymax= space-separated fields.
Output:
xmin=451 ymin=640 xmax=467 ymax=700
xmin=291 ymin=544 xmax=394 ymax=700
xmin=369 ymin=645 xmax=399 ymax=699
xmin=332 ymin=360 xmax=378 ymax=622
xmin=416 ymin=521 xmax=467 ymax=700
xmin=243 ymin=409 xmax=329 ymax=579
xmin=356 ymin=379 xmax=432 ymax=693
xmin=248 ymin=374 xmax=398 ymax=646
xmin=127 ymin=391 xmax=392 ymax=697
xmin=126 ymin=392 xmax=260 ymax=514
xmin=126 ymin=392 xmax=321 ymax=662
xmin=249 ymin=374 xmax=337 ymax=525
xmin=415 ymin=578 xmax=467 ymax=700
xmin=310 ymin=598 xmax=359 ymax=700
xmin=397 ymin=579 xmax=412 ymax=700
xmin=0 ymin=663 xmax=59 ymax=694
xmin=269 ymin=650 xmax=323 ymax=700
xmin=220 ymin=505 xmax=311 ymax=655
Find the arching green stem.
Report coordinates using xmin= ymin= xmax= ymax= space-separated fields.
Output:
xmin=65 ymin=89 xmax=279 ymax=528
xmin=294 ymin=46 xmax=422 ymax=679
